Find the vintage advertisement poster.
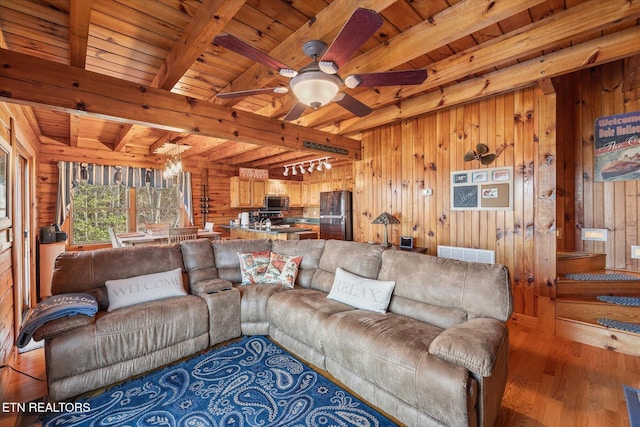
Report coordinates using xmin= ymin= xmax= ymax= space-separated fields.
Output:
xmin=595 ymin=111 xmax=640 ymax=182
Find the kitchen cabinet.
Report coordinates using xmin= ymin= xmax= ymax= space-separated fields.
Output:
xmin=230 ymin=177 xmax=266 ymax=208
xmin=266 ymin=179 xmax=288 ymax=196
xmin=288 ymin=181 xmax=302 ymax=206
xmin=305 ymin=181 xmax=321 ymax=206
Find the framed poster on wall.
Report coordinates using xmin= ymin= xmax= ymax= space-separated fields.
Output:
xmin=451 ymin=166 xmax=513 ymax=211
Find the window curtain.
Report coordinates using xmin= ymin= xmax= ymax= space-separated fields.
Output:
xmin=55 ymin=162 xmax=193 ymax=226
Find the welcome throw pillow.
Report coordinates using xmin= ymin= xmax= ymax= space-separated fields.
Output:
xmin=263 ymin=252 xmax=302 ymax=288
xmin=238 ymin=251 xmax=271 ymax=284
xmin=327 ymin=267 xmax=396 ymax=313
xmin=105 ymin=268 xmax=186 ymax=312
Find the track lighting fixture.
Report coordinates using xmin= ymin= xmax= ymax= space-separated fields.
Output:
xmin=282 ymin=157 xmax=333 ymax=177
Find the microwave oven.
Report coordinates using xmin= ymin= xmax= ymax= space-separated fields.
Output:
xmin=264 ymin=195 xmax=289 ymax=210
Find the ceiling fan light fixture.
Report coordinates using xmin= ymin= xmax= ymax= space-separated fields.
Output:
xmin=344 ymin=74 xmax=362 ymax=89
xmin=319 ymin=61 xmax=339 ymax=74
xmin=290 ymin=71 xmax=341 ymax=109
xmin=279 ymin=68 xmax=298 ymax=78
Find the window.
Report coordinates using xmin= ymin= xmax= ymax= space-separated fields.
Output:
xmin=71 ymin=184 xmax=181 ymax=245
xmin=136 ymin=186 xmax=180 ymax=229
xmin=71 ymin=182 xmax=128 ymax=244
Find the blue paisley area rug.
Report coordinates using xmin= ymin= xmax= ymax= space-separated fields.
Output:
xmin=43 ymin=335 xmax=398 ymax=426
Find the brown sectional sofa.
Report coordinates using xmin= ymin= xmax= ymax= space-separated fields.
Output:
xmin=40 ymin=238 xmax=513 ymax=427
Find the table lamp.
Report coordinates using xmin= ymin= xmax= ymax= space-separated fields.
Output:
xmin=372 ymin=212 xmax=400 ymax=248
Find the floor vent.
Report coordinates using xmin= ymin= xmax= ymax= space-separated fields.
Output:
xmin=437 ymin=245 xmax=495 ymax=264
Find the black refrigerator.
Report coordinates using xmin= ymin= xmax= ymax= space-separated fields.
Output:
xmin=320 ymin=190 xmax=353 ymax=241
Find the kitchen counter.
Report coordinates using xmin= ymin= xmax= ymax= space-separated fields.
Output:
xmin=221 ymin=225 xmax=314 ymax=240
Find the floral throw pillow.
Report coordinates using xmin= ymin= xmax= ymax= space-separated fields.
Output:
xmin=237 ymin=251 xmax=271 ymax=284
xmin=263 ymin=252 xmax=303 ymax=288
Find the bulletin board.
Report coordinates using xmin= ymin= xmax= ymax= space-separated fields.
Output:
xmin=451 ymin=166 xmax=513 ymax=211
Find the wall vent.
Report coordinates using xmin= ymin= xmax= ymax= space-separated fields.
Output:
xmin=437 ymin=245 xmax=495 ymax=264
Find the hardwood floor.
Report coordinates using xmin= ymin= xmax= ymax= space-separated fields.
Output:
xmin=1 ymin=320 xmax=639 ymax=426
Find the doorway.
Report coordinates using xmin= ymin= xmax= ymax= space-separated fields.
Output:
xmin=11 ymin=121 xmax=35 ymax=334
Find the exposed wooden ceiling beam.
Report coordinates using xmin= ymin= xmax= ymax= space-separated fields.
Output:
xmin=69 ymin=0 xmax=92 ymax=69
xmin=335 ymin=26 xmax=640 ymax=135
xmin=214 ymin=0 xmax=397 ymax=105
xmin=0 ymin=48 xmax=362 ymax=159
xmin=113 ymin=0 xmax=246 ymax=152
xmin=296 ymin=0 xmax=640 ymax=129
xmin=152 ymin=0 xmax=246 ymax=91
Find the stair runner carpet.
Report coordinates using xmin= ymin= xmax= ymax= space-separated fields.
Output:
xmin=565 ymin=273 xmax=640 ymax=281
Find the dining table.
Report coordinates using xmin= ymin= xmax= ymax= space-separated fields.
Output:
xmin=117 ymin=229 xmax=221 ymax=246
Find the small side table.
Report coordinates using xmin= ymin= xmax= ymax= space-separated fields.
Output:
xmin=392 ymin=245 xmax=427 ymax=254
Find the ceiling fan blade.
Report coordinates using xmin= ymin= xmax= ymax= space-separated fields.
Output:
xmin=283 ymin=102 xmax=307 ymax=121
xmin=333 ymin=92 xmax=372 ymax=117
xmin=476 ymin=143 xmax=489 ymax=155
xmin=480 ymin=153 xmax=497 ymax=165
xmin=344 ymin=69 xmax=427 ymax=88
xmin=319 ymin=8 xmax=383 ymax=74
xmin=214 ymin=34 xmax=294 ymax=74
xmin=215 ymin=87 xmax=288 ymax=99
xmin=463 ymin=150 xmax=477 ymax=162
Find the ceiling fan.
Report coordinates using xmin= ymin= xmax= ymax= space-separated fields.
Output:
xmin=213 ymin=8 xmax=427 ymax=121
xmin=463 ymin=143 xmax=497 ymax=165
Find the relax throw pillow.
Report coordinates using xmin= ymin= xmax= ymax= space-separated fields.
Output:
xmin=327 ymin=267 xmax=396 ymax=313
xmin=238 ymin=251 xmax=271 ymax=284
xmin=263 ymin=252 xmax=302 ymax=288
xmin=105 ymin=268 xmax=186 ymax=312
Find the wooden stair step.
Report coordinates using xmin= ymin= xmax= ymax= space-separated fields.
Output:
xmin=556 ymin=298 xmax=640 ymax=325
xmin=556 ymin=278 xmax=640 ymax=297
xmin=556 ymin=251 xmax=606 ymax=275
xmin=556 ymin=317 xmax=640 ymax=356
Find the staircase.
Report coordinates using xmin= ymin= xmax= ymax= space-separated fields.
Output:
xmin=555 ymin=251 xmax=640 ymax=355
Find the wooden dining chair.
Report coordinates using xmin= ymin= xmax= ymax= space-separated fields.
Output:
xmin=168 ymin=226 xmax=199 ymax=243
xmin=107 ymin=227 xmax=123 ymax=248
xmin=145 ymin=222 xmax=171 ymax=235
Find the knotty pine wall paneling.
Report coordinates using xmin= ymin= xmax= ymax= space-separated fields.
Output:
xmin=354 ymin=86 xmax=550 ymax=319
xmin=557 ymin=60 xmax=640 ymax=271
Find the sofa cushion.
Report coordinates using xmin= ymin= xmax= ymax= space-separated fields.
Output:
xmin=271 ymin=240 xmax=326 ymax=288
xmin=327 ymin=267 xmax=395 ymax=313
xmin=238 ymin=251 xmax=271 ymax=284
xmin=313 ymin=241 xmax=384 ymax=293
xmin=267 ymin=288 xmax=354 ymax=353
xmin=51 ymin=244 xmax=186 ymax=295
xmin=378 ymin=249 xmax=513 ymax=323
xmin=213 ymin=239 xmax=273 ymax=283
xmin=263 ymin=252 xmax=302 ymax=288
xmin=322 ymin=310 xmax=475 ymax=425
xmin=105 ymin=268 xmax=186 ymax=312
xmin=180 ymin=239 xmax=219 ymax=288
xmin=46 ymin=294 xmax=209 ymax=382
xmin=236 ymin=283 xmax=289 ymax=335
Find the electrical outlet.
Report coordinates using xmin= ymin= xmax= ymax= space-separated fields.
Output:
xmin=422 ymin=188 xmax=433 ymax=196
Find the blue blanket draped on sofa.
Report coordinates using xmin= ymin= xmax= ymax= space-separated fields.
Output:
xmin=16 ymin=293 xmax=98 ymax=348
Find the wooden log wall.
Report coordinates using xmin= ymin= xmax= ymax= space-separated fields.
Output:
xmin=557 ymin=60 xmax=640 ymax=271
xmin=354 ymin=86 xmax=556 ymax=318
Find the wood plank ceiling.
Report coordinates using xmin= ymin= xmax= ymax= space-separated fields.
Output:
xmin=0 ymin=0 xmax=639 ymax=172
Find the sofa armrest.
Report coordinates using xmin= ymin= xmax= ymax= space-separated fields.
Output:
xmin=428 ymin=318 xmax=507 ymax=377
xmin=191 ymin=278 xmax=233 ymax=295
xmin=32 ymin=314 xmax=95 ymax=341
